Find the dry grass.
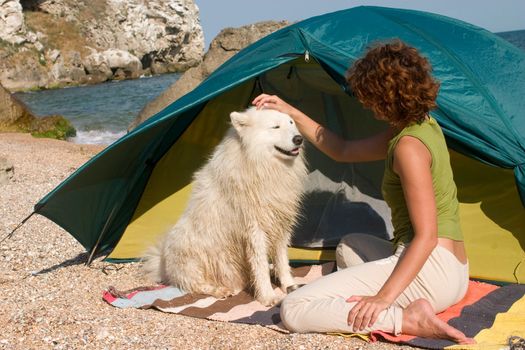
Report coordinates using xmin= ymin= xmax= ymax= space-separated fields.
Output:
xmin=24 ymin=11 xmax=91 ymax=56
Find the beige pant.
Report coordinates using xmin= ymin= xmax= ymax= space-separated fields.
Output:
xmin=280 ymin=233 xmax=469 ymax=334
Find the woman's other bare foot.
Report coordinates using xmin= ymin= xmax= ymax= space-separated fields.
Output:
xmin=403 ymin=299 xmax=476 ymax=344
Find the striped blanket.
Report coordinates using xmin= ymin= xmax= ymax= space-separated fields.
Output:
xmin=103 ymin=263 xmax=525 ymax=349
xmin=103 ymin=263 xmax=336 ymax=332
xmin=371 ymin=282 xmax=525 ymax=349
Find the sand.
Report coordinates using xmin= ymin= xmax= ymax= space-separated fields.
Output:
xmin=0 ymin=133 xmax=416 ymax=349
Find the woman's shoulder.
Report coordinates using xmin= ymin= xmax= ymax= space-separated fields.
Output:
xmin=394 ymin=135 xmax=432 ymax=159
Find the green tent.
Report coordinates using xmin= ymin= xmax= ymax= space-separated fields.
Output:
xmin=34 ymin=6 xmax=525 ymax=284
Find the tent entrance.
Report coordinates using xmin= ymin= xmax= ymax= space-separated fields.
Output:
xmin=107 ymin=59 xmax=525 ymax=285
xmin=108 ymin=59 xmax=392 ymax=261
xmin=259 ymin=61 xmax=393 ymax=248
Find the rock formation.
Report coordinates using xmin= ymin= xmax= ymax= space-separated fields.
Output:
xmin=0 ymin=156 xmax=14 ymax=185
xmin=0 ymin=0 xmax=204 ymax=91
xmin=0 ymin=82 xmax=75 ymax=139
xmin=0 ymin=0 xmax=27 ymax=44
xmin=129 ymin=20 xmax=289 ymax=130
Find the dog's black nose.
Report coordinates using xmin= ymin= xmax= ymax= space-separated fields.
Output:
xmin=292 ymin=135 xmax=303 ymax=146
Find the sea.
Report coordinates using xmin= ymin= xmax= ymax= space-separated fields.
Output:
xmin=14 ymin=29 xmax=525 ymax=146
xmin=14 ymin=73 xmax=181 ymax=145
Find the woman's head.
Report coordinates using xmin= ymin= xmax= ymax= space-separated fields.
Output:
xmin=346 ymin=40 xmax=440 ymax=128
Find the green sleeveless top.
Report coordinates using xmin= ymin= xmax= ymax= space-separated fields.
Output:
xmin=382 ymin=117 xmax=463 ymax=246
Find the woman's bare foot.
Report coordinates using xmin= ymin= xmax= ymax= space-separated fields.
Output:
xmin=403 ymin=299 xmax=476 ymax=344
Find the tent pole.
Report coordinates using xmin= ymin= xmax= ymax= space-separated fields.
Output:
xmin=0 ymin=212 xmax=35 ymax=245
xmin=86 ymin=206 xmax=118 ymax=266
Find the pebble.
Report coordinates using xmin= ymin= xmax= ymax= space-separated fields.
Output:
xmin=0 ymin=133 xmax=415 ymax=350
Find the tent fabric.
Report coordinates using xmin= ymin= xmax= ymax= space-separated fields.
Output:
xmin=34 ymin=6 xmax=525 ymax=283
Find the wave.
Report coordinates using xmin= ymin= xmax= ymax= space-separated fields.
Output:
xmin=70 ymin=129 xmax=126 ymax=145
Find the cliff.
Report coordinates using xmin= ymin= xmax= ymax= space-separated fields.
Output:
xmin=0 ymin=0 xmax=204 ymax=91
xmin=129 ymin=20 xmax=290 ymax=130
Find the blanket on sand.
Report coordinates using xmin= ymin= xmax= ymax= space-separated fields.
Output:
xmin=103 ymin=263 xmax=525 ymax=349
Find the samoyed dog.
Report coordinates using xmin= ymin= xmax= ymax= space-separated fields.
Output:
xmin=143 ymin=107 xmax=308 ymax=306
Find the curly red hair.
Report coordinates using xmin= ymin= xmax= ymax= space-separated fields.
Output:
xmin=346 ymin=40 xmax=440 ymax=128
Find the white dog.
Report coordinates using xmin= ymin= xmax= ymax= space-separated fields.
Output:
xmin=143 ymin=107 xmax=308 ymax=306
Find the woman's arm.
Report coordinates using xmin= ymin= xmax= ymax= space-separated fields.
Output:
xmin=252 ymin=94 xmax=393 ymax=162
xmin=348 ymin=135 xmax=438 ymax=331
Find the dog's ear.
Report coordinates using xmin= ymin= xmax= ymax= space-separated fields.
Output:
xmin=230 ymin=111 xmax=250 ymax=131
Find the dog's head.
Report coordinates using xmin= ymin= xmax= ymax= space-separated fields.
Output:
xmin=230 ymin=107 xmax=304 ymax=162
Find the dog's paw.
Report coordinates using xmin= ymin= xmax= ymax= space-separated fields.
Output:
xmin=257 ymin=293 xmax=284 ymax=307
xmin=199 ymin=285 xmax=238 ymax=299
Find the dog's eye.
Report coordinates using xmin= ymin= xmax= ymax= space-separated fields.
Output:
xmin=272 ymin=125 xmax=280 ymax=129
xmin=289 ymin=120 xmax=293 ymax=124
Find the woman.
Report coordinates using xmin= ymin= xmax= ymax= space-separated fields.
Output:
xmin=252 ymin=40 xmax=473 ymax=344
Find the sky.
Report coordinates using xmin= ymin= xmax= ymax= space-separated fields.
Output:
xmin=194 ymin=0 xmax=525 ymax=47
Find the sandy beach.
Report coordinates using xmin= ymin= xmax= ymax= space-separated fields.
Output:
xmin=0 ymin=133 xmax=415 ymax=349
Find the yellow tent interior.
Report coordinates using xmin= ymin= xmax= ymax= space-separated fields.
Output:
xmin=107 ymin=59 xmax=525 ymax=284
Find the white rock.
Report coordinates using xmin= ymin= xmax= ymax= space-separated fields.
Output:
xmin=102 ymin=49 xmax=142 ymax=72
xmin=105 ymin=0 xmax=204 ymax=65
xmin=0 ymin=0 xmax=204 ymax=90
xmin=82 ymin=52 xmax=108 ymax=73
xmin=47 ymin=49 xmax=61 ymax=63
xmin=0 ymin=0 xmax=26 ymax=44
xmin=25 ymin=31 xmax=38 ymax=43
xmin=0 ymin=157 xmax=14 ymax=185
xmin=34 ymin=41 xmax=44 ymax=52
xmin=36 ymin=31 xmax=46 ymax=40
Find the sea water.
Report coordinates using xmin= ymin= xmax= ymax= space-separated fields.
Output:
xmin=14 ymin=73 xmax=181 ymax=145
xmin=14 ymin=30 xmax=525 ymax=146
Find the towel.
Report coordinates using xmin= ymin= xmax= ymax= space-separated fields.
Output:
xmin=103 ymin=263 xmax=525 ymax=349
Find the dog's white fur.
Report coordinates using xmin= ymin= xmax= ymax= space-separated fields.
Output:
xmin=142 ymin=107 xmax=307 ymax=306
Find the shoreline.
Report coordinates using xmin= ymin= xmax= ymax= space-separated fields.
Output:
xmin=0 ymin=132 xmax=412 ymax=349
xmin=8 ymin=71 xmax=180 ymax=94
xmin=11 ymin=72 xmax=183 ymax=146
xmin=0 ymin=132 xmax=106 ymax=156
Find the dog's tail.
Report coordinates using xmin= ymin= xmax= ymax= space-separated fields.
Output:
xmin=140 ymin=239 xmax=164 ymax=283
